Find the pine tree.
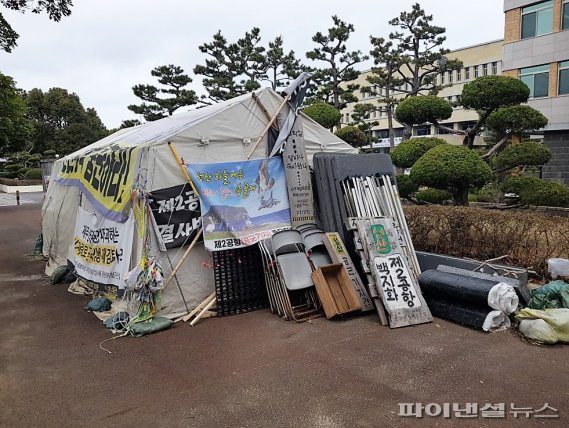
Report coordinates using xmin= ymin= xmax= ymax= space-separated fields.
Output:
xmin=128 ymin=65 xmax=197 ymax=121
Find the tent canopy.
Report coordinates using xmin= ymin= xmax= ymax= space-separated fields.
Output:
xmin=41 ymin=87 xmax=357 ymax=319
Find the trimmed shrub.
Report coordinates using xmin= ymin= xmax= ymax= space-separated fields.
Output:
xmin=43 ymin=149 xmax=57 ymax=157
xmin=494 ymin=142 xmax=551 ymax=169
xmin=334 ymin=126 xmax=367 ymax=147
xmin=303 ymin=102 xmax=341 ymax=129
xmin=410 ymin=144 xmax=493 ymax=205
xmin=4 ymin=163 xmax=23 ymax=172
xmin=24 ymin=168 xmax=42 ymax=180
xmin=523 ymin=182 xmax=569 ymax=208
xmin=404 ymin=205 xmax=569 ymax=277
xmin=415 ymin=188 xmax=452 ymax=204
xmin=501 ymin=175 xmax=542 ymax=195
xmin=17 ymin=167 xmax=29 ymax=176
xmin=27 ymin=155 xmax=41 ymax=163
xmin=396 ymin=174 xmax=419 ymax=199
xmin=390 ymin=137 xmax=446 ymax=168
xmin=394 ymin=95 xmax=453 ymax=126
xmin=470 ymin=185 xmax=504 ymax=203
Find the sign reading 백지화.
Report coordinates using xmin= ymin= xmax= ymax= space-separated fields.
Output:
xmin=57 ymin=143 xmax=140 ymax=222
xmin=148 ymin=183 xmax=202 ymax=249
xmin=186 ymin=157 xmax=291 ymax=251
xmin=372 ymin=253 xmax=422 ymax=311
xmin=68 ymin=206 xmax=134 ymax=287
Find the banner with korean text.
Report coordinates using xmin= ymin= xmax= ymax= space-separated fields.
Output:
xmin=68 ymin=206 xmax=135 ymax=286
xmin=57 ymin=143 xmax=140 ymax=222
xmin=148 ymin=183 xmax=202 ymax=249
xmin=187 ymin=157 xmax=291 ymax=251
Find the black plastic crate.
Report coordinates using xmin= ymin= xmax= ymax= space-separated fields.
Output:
xmin=213 ymin=244 xmax=269 ymax=316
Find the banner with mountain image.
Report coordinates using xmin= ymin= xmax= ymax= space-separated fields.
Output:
xmin=186 ymin=157 xmax=291 ymax=251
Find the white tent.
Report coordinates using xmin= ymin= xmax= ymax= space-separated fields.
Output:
xmin=41 ymin=87 xmax=357 ymax=318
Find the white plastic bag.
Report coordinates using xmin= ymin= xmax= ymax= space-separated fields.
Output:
xmin=519 ymin=319 xmax=558 ymax=345
xmin=548 ymin=258 xmax=569 ymax=279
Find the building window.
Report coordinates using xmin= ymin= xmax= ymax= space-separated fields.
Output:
xmin=521 ymin=0 xmax=553 ymax=39
xmin=492 ymin=61 xmax=498 ymax=75
xmin=482 ymin=64 xmax=488 ymax=76
xmin=440 ymin=72 xmax=445 ymax=84
xmin=414 ymin=125 xmax=431 ymax=136
xmin=394 ymin=128 xmax=404 ymax=138
xmin=465 ymin=67 xmax=470 ymax=80
xmin=474 ymin=65 xmax=479 ymax=78
xmin=559 ymin=61 xmax=569 ymax=95
xmin=563 ymin=0 xmax=569 ymax=30
xmin=448 ymin=70 xmax=453 ymax=83
xmin=376 ymin=129 xmax=389 ymax=139
xmin=459 ymin=121 xmax=477 ymax=131
xmin=456 ymin=68 xmax=462 ymax=81
xmin=436 ymin=124 xmax=454 ymax=135
xmin=520 ymin=64 xmax=550 ymax=98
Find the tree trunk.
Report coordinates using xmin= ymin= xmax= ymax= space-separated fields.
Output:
xmin=403 ymin=123 xmax=413 ymax=141
xmin=387 ymin=103 xmax=395 ymax=150
xmin=452 ymin=188 xmax=470 ymax=206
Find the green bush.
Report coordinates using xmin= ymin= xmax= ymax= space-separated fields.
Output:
xmin=394 ymin=95 xmax=453 ymax=126
xmin=471 ymin=185 xmax=504 ymax=203
xmin=500 ymin=175 xmax=542 ymax=195
xmin=0 ymin=171 xmax=17 ymax=178
xmin=17 ymin=167 xmax=29 ymax=175
xmin=4 ymin=163 xmax=23 ymax=172
xmin=303 ymin=102 xmax=341 ymax=129
xmin=416 ymin=188 xmax=453 ymax=204
xmin=523 ymin=182 xmax=569 ymax=208
xmin=27 ymin=155 xmax=41 ymax=163
xmin=390 ymin=137 xmax=447 ymax=168
xmin=494 ymin=142 xmax=551 ymax=169
xmin=43 ymin=149 xmax=56 ymax=157
xmin=410 ymin=144 xmax=493 ymax=205
xmin=24 ymin=168 xmax=42 ymax=180
xmin=396 ymin=174 xmax=419 ymax=199
xmin=334 ymin=126 xmax=367 ymax=147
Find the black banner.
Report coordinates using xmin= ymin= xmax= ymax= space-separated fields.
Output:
xmin=148 ymin=184 xmax=201 ymax=249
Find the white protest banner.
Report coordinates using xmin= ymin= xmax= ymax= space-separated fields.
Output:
xmin=68 ymin=206 xmax=135 ymax=287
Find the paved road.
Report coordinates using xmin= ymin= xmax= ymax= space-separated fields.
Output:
xmin=0 ymin=191 xmax=44 ymax=206
xmin=1 ymin=205 xmax=567 ymax=427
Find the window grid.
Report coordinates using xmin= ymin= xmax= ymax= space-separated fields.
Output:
xmin=492 ymin=61 xmax=498 ymax=75
xmin=521 ymin=0 xmax=553 ymax=39
xmin=520 ymin=64 xmax=550 ymax=98
xmin=482 ymin=64 xmax=488 ymax=76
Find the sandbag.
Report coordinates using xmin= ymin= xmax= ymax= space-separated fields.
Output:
xmin=528 ymin=280 xmax=569 ymax=310
xmin=85 ymin=297 xmax=112 ymax=312
xmin=50 ymin=265 xmax=69 ymax=284
xmin=519 ymin=319 xmax=559 ymax=345
xmin=104 ymin=312 xmax=130 ymax=331
xmin=517 ymin=308 xmax=569 ymax=343
xmin=128 ymin=317 xmax=173 ymax=336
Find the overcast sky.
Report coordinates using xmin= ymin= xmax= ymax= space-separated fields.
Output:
xmin=2 ymin=0 xmax=504 ymax=129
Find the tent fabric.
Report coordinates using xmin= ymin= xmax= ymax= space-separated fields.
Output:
xmin=41 ymin=87 xmax=357 ymax=319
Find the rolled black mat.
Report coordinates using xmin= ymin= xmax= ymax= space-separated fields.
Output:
xmin=424 ymin=296 xmax=493 ymax=329
xmin=418 ymin=269 xmax=499 ymax=307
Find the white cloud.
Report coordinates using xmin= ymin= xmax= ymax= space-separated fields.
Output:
xmin=2 ymin=0 xmax=504 ymax=128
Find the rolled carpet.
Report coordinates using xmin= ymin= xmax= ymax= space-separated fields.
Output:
xmin=426 ymin=297 xmax=511 ymax=331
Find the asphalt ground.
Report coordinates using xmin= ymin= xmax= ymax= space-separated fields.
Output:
xmin=0 ymin=204 xmax=567 ymax=427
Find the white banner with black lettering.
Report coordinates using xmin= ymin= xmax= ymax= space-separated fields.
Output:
xmin=68 ymin=206 xmax=135 ymax=286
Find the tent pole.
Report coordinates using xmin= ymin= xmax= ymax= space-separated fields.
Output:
xmin=246 ymin=94 xmax=290 ymax=160
xmin=252 ymin=92 xmax=278 ymax=130
xmin=167 ymin=142 xmax=198 ymax=196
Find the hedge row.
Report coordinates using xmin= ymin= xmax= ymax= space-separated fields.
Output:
xmin=404 ymin=205 xmax=569 ymax=277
